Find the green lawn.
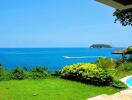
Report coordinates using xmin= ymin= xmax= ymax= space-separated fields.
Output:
xmin=0 ymin=77 xmax=120 ymax=100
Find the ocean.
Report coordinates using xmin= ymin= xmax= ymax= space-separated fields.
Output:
xmin=0 ymin=48 xmax=123 ymax=70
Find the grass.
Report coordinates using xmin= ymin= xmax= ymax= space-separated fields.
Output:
xmin=0 ymin=77 xmax=121 ymax=100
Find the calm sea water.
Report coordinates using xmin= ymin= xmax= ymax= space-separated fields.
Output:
xmin=0 ymin=48 xmax=123 ymax=70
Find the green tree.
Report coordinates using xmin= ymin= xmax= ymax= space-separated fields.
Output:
xmin=113 ymin=8 xmax=132 ymax=26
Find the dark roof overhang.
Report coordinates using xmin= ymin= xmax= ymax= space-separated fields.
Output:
xmin=96 ymin=0 xmax=132 ymax=10
xmin=114 ymin=0 xmax=132 ymax=6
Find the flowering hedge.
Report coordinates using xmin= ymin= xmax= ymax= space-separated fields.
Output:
xmin=61 ymin=63 xmax=113 ymax=86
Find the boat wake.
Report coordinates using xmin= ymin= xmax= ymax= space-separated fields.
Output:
xmin=63 ymin=56 xmax=103 ymax=59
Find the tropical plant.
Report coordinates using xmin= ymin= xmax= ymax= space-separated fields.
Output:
xmin=97 ymin=57 xmax=115 ymax=69
xmin=118 ymin=62 xmax=132 ymax=71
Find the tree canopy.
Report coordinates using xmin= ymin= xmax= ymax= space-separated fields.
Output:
xmin=113 ymin=8 xmax=132 ymax=26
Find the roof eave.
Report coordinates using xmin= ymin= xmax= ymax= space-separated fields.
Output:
xmin=96 ymin=0 xmax=132 ymax=10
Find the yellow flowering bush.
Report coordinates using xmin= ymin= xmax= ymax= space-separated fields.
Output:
xmin=61 ymin=63 xmax=113 ymax=86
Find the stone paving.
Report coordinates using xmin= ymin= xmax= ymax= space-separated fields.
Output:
xmin=88 ymin=75 xmax=132 ymax=100
xmin=88 ymin=89 xmax=132 ymax=100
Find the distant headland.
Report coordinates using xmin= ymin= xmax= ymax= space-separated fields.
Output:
xmin=90 ymin=44 xmax=112 ymax=48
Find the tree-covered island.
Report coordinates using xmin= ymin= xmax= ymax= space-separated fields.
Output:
xmin=90 ymin=44 xmax=112 ymax=48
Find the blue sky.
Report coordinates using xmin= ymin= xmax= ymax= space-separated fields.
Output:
xmin=0 ymin=0 xmax=131 ymax=48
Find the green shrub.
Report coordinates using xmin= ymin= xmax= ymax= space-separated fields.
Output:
xmin=97 ymin=57 xmax=115 ymax=69
xmin=0 ymin=65 xmax=5 ymax=80
xmin=31 ymin=66 xmax=49 ymax=79
xmin=0 ymin=65 xmax=11 ymax=81
xmin=11 ymin=67 xmax=27 ymax=80
xmin=0 ymin=65 xmax=50 ymax=80
xmin=112 ymin=79 xmax=127 ymax=88
xmin=118 ymin=62 xmax=132 ymax=71
xmin=61 ymin=63 xmax=113 ymax=86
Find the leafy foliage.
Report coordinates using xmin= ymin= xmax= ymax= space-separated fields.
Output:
xmin=11 ymin=67 xmax=27 ymax=80
xmin=97 ymin=57 xmax=115 ymax=69
xmin=0 ymin=65 xmax=50 ymax=80
xmin=113 ymin=8 xmax=132 ymax=26
xmin=118 ymin=62 xmax=132 ymax=71
xmin=0 ymin=65 xmax=11 ymax=80
xmin=31 ymin=66 xmax=49 ymax=79
xmin=60 ymin=63 xmax=113 ymax=86
xmin=0 ymin=65 xmax=5 ymax=80
xmin=112 ymin=79 xmax=127 ymax=88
